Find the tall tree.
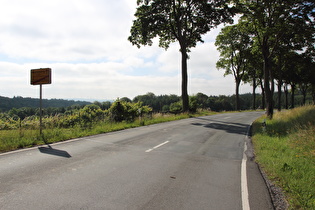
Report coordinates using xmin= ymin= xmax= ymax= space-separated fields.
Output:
xmin=238 ymin=0 xmax=315 ymax=118
xmin=242 ymin=45 xmax=264 ymax=110
xmin=128 ymin=0 xmax=235 ymax=111
xmin=215 ymin=23 xmax=251 ymax=110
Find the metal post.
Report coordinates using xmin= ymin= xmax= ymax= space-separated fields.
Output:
xmin=40 ymin=84 xmax=43 ymax=136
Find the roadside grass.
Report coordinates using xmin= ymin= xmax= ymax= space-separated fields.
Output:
xmin=252 ymin=105 xmax=315 ymax=209
xmin=0 ymin=110 xmax=217 ymax=153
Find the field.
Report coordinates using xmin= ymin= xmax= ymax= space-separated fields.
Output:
xmin=252 ymin=105 xmax=315 ymax=209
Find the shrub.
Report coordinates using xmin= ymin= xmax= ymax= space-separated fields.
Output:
xmin=108 ymin=99 xmax=152 ymax=122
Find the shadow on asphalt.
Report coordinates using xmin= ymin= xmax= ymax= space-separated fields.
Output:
xmin=38 ymin=145 xmax=72 ymax=158
xmin=192 ymin=118 xmax=249 ymax=135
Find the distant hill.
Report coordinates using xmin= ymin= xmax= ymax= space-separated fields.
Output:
xmin=0 ymin=96 xmax=91 ymax=112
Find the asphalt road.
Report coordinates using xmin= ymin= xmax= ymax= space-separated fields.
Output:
xmin=0 ymin=112 xmax=273 ymax=210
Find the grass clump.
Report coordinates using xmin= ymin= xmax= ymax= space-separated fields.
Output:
xmin=252 ymin=105 xmax=315 ymax=209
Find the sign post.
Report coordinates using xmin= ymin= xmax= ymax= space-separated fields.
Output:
xmin=30 ymin=68 xmax=52 ymax=138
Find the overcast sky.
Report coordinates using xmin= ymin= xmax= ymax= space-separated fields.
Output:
xmin=0 ymin=0 xmax=252 ymax=101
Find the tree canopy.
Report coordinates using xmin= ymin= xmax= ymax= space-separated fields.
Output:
xmin=129 ymin=0 xmax=236 ymax=111
xmin=215 ymin=23 xmax=252 ymax=110
xmin=225 ymin=0 xmax=315 ymax=118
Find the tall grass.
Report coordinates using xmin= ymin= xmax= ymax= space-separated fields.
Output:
xmin=0 ymin=110 xmax=216 ymax=153
xmin=252 ymin=105 xmax=315 ymax=209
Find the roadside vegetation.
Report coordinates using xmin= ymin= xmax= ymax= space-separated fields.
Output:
xmin=0 ymin=98 xmax=217 ymax=153
xmin=252 ymin=105 xmax=315 ymax=209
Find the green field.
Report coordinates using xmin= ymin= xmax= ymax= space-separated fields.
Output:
xmin=252 ymin=105 xmax=315 ymax=209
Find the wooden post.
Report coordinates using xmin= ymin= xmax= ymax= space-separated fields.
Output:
xmin=30 ymin=68 xmax=51 ymax=139
xmin=40 ymin=84 xmax=43 ymax=136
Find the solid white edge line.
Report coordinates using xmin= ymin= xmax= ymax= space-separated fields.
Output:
xmin=242 ymin=142 xmax=250 ymax=210
xmin=145 ymin=141 xmax=169 ymax=153
xmin=241 ymin=125 xmax=251 ymax=210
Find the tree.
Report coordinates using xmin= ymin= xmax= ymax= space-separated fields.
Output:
xmin=108 ymin=99 xmax=152 ymax=122
xmin=238 ymin=0 xmax=315 ymax=118
xmin=215 ymin=23 xmax=251 ymax=110
xmin=129 ymin=0 xmax=236 ymax=112
xmin=242 ymin=45 xmax=264 ymax=110
xmin=195 ymin=92 xmax=209 ymax=109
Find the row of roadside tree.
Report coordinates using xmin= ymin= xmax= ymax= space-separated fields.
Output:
xmin=215 ymin=0 xmax=315 ymax=119
xmin=1 ymin=90 xmax=313 ymax=130
xmin=128 ymin=0 xmax=314 ymax=119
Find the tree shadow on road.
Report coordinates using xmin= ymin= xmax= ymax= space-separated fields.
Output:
xmin=192 ymin=118 xmax=250 ymax=135
xmin=38 ymin=145 xmax=71 ymax=158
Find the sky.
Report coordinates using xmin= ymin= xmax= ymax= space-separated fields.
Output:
xmin=0 ymin=0 xmax=252 ymax=102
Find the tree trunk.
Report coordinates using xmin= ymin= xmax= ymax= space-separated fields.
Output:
xmin=302 ymin=91 xmax=306 ymax=105
xmin=300 ymin=84 xmax=307 ymax=105
xmin=277 ymin=81 xmax=282 ymax=111
xmin=235 ymin=79 xmax=240 ymax=110
xmin=291 ymin=84 xmax=295 ymax=109
xmin=181 ymin=47 xmax=189 ymax=112
xmin=284 ymin=84 xmax=289 ymax=109
xmin=253 ymin=77 xmax=256 ymax=110
xmin=262 ymin=39 xmax=273 ymax=118
xmin=260 ymin=79 xmax=265 ymax=109
xmin=312 ymin=85 xmax=315 ymax=104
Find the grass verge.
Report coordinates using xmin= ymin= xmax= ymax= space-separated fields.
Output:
xmin=0 ymin=110 xmax=217 ymax=153
xmin=252 ymin=105 xmax=315 ymax=209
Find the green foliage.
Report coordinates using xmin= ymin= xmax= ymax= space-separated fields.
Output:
xmin=0 ymin=109 xmax=217 ymax=153
xmin=215 ymin=23 xmax=252 ymax=110
xmin=189 ymin=96 xmax=197 ymax=112
xmin=235 ymin=0 xmax=315 ymax=118
xmin=133 ymin=92 xmax=180 ymax=112
xmin=108 ymin=99 xmax=152 ymax=122
xmin=169 ymin=101 xmax=182 ymax=114
xmin=169 ymin=96 xmax=197 ymax=113
xmin=0 ymin=95 xmax=90 ymax=112
xmin=252 ymin=105 xmax=315 ymax=209
xmin=129 ymin=0 xmax=236 ymax=111
xmin=129 ymin=0 xmax=235 ymax=49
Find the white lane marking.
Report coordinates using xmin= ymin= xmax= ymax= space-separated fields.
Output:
xmin=242 ymin=143 xmax=250 ymax=210
xmin=145 ymin=141 xmax=169 ymax=153
xmin=241 ymin=125 xmax=251 ymax=210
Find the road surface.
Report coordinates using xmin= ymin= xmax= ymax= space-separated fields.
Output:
xmin=0 ymin=112 xmax=273 ymax=209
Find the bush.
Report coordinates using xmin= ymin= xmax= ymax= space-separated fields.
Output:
xmin=169 ymin=97 xmax=198 ymax=113
xmin=108 ymin=99 xmax=152 ymax=122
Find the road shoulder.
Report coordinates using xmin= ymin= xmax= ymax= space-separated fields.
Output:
xmin=245 ymin=132 xmax=288 ymax=210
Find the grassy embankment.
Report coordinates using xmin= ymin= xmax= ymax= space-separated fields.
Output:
xmin=252 ymin=105 xmax=315 ymax=209
xmin=0 ymin=110 xmax=215 ymax=153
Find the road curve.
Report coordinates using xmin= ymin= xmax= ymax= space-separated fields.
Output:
xmin=0 ymin=111 xmax=273 ymax=210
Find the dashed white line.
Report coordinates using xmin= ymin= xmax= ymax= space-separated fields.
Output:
xmin=145 ymin=141 xmax=169 ymax=153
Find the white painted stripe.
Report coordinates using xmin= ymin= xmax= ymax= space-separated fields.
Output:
xmin=145 ymin=149 xmax=153 ymax=153
xmin=145 ymin=141 xmax=169 ymax=153
xmin=241 ymin=142 xmax=250 ymax=210
xmin=242 ymin=124 xmax=252 ymax=210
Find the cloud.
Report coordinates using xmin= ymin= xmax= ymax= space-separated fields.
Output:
xmin=0 ymin=61 xmax=253 ymax=101
xmin=0 ymin=0 xmax=253 ymax=101
xmin=0 ymin=0 xmax=137 ymax=62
